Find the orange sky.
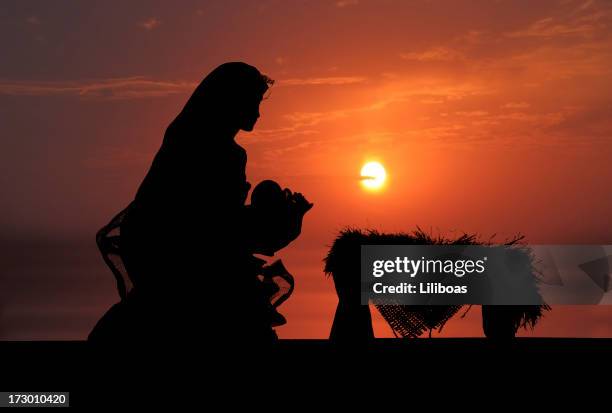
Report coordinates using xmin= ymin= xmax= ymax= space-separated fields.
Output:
xmin=1 ymin=0 xmax=612 ymax=339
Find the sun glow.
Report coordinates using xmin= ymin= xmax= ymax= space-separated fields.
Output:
xmin=360 ymin=161 xmax=386 ymax=191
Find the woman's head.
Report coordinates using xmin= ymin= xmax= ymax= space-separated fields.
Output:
xmin=178 ymin=62 xmax=274 ymax=132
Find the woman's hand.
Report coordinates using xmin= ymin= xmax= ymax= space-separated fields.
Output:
xmin=292 ymin=192 xmax=314 ymax=215
xmin=283 ymin=188 xmax=313 ymax=215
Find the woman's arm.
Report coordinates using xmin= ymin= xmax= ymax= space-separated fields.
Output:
xmin=245 ymin=190 xmax=313 ymax=255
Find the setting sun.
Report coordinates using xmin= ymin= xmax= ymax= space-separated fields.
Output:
xmin=360 ymin=161 xmax=386 ymax=191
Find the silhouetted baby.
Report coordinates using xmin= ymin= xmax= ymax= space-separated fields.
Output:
xmin=248 ymin=179 xmax=313 ymax=327
xmin=251 ymin=180 xmax=286 ymax=217
xmin=249 ymin=179 xmax=312 ymax=256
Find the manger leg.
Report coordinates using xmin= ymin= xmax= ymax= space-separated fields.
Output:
xmin=481 ymin=305 xmax=517 ymax=340
xmin=330 ymin=301 xmax=374 ymax=343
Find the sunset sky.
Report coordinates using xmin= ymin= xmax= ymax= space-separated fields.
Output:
xmin=2 ymin=0 xmax=612 ymax=339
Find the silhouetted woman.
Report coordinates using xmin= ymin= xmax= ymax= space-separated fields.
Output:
xmin=90 ymin=62 xmax=279 ymax=345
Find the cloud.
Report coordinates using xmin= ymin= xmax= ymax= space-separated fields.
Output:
xmin=507 ymin=2 xmax=610 ymax=38
xmin=26 ymin=16 xmax=40 ymax=25
xmin=280 ymin=94 xmax=413 ymax=128
xmin=494 ymin=111 xmax=567 ymax=126
xmin=0 ymin=74 xmax=366 ymax=102
xmin=266 ymin=79 xmax=491 ymax=143
xmin=420 ymin=98 xmax=446 ymax=104
xmin=279 ymin=76 xmax=366 ymax=86
xmin=453 ymin=30 xmax=485 ymax=45
xmin=503 ymin=102 xmax=531 ymax=109
xmin=400 ymin=47 xmax=463 ymax=62
xmin=336 ymin=0 xmax=359 ymax=8
xmin=139 ymin=17 xmax=161 ymax=30
xmin=455 ymin=110 xmax=489 ymax=117
xmin=277 ymin=79 xmax=491 ymax=130
xmin=249 ymin=127 xmax=319 ymax=144
xmin=508 ymin=16 xmax=595 ymax=38
xmin=263 ymin=141 xmax=313 ymax=159
xmin=0 ymin=74 xmax=365 ymax=102
xmin=482 ymin=39 xmax=612 ymax=81
xmin=283 ymin=110 xmax=350 ymax=127
xmin=0 ymin=77 xmax=196 ymax=99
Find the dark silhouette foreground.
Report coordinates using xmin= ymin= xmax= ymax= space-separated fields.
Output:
xmin=324 ymin=228 xmax=550 ymax=341
xmin=90 ymin=62 xmax=311 ymax=346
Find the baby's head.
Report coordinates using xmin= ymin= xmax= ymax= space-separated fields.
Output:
xmin=251 ymin=180 xmax=285 ymax=209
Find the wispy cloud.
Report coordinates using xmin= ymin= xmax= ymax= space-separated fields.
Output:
xmin=0 ymin=77 xmax=196 ymax=99
xmin=279 ymin=76 xmax=366 ymax=86
xmin=272 ymin=79 xmax=491 ymax=135
xmin=493 ymin=110 xmax=567 ymax=127
xmin=139 ymin=17 xmax=161 ymax=31
xmin=0 ymin=74 xmax=366 ymax=99
xmin=455 ymin=110 xmax=489 ymax=117
xmin=507 ymin=1 xmax=610 ymax=38
xmin=400 ymin=47 xmax=463 ymax=62
xmin=508 ymin=16 xmax=596 ymax=38
xmin=26 ymin=16 xmax=40 ymax=25
xmin=503 ymin=102 xmax=531 ymax=109
xmin=481 ymin=39 xmax=612 ymax=81
xmin=335 ymin=0 xmax=359 ymax=8
xmin=263 ymin=141 xmax=313 ymax=160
